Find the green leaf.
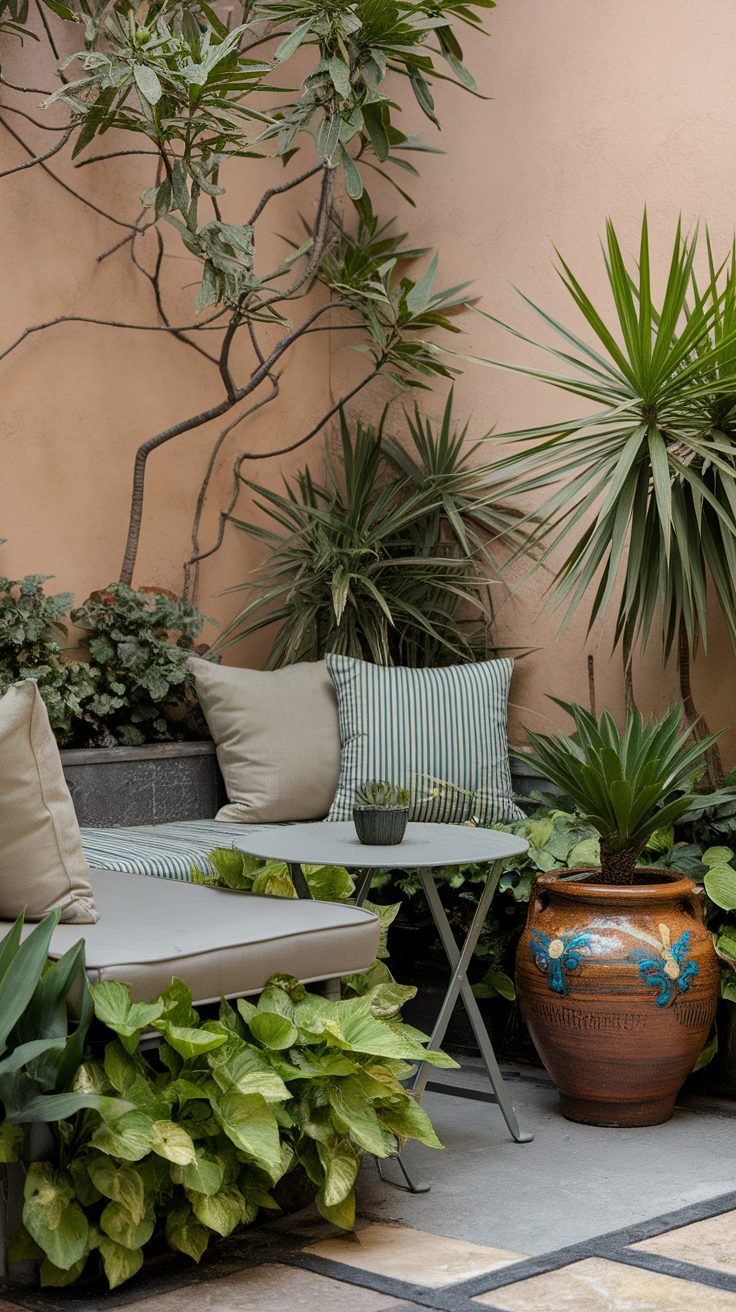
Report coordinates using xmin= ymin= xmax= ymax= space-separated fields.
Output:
xmin=166 ymin=1203 xmax=210 ymax=1262
xmin=150 ymin=1120 xmax=196 ymax=1165
xmin=318 ymin=1139 xmax=360 ymax=1207
xmin=189 ymin=1184 xmax=244 ymax=1237
xmin=249 ymin=1012 xmax=299 ymax=1050
xmin=172 ymin=1150 xmax=224 ymax=1197
xmin=133 ymin=63 xmax=162 ymax=106
xmin=213 ymin=1091 xmax=282 ymax=1182
xmin=153 ymin=1022 xmax=228 ymax=1061
xmin=98 ymin=1235 xmax=144 ymax=1290
xmin=703 ymin=846 xmax=735 ymax=868
xmin=87 ymin=1160 xmax=146 ymax=1222
xmin=274 ymin=16 xmax=313 ymax=62
xmin=91 ymin=1111 xmax=157 ymax=1162
xmin=23 ymin=1164 xmax=88 ymax=1271
xmin=100 ymin=1201 xmax=155 ymax=1250
xmin=705 ymin=866 xmax=736 ymax=910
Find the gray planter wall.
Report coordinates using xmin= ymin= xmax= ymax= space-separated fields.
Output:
xmin=61 ymin=741 xmax=227 ymax=827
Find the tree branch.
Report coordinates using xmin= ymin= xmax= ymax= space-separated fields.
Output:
xmin=247 ymin=161 xmax=323 ymax=225
xmin=119 ymin=299 xmax=347 ymax=585
xmin=0 ymin=122 xmax=72 ymax=177
xmin=75 ymin=148 xmax=161 ymax=167
xmin=183 ymin=377 xmax=281 ymax=600
xmin=182 ymin=365 xmax=382 ymax=600
xmin=0 ymin=102 xmax=71 ymax=132
xmin=0 ymin=115 xmax=143 ymax=231
xmin=0 ymin=309 xmax=228 ymax=365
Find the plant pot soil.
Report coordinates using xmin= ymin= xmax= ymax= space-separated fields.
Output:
xmin=353 ymin=806 xmax=409 ymax=845
xmin=516 ymin=868 xmax=719 ymax=1127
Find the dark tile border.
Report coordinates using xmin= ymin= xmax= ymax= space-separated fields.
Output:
xmin=3 ymin=1189 xmax=736 ymax=1312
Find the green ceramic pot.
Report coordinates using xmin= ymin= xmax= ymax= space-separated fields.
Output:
xmin=352 ymin=806 xmax=409 ymax=846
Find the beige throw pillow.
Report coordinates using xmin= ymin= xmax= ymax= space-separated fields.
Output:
xmin=190 ymin=658 xmax=341 ymax=823
xmin=0 ymin=681 xmax=98 ymax=922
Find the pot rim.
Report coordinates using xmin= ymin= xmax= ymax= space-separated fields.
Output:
xmin=535 ymin=866 xmax=698 ymax=903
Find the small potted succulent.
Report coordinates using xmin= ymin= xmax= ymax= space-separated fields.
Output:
xmin=353 ymin=780 xmax=410 ymax=846
xmin=515 ymin=702 xmax=720 ymax=1128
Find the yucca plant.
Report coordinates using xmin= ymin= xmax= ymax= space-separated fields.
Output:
xmin=481 ymin=215 xmax=736 ymax=781
xmin=218 ymin=392 xmax=527 ymax=668
xmin=522 ymin=702 xmax=718 ymax=884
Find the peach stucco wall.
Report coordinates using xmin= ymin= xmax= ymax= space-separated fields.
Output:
xmin=2 ymin=0 xmax=736 ymax=753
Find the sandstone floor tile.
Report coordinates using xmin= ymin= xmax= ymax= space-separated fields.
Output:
xmin=305 ymin=1221 xmax=523 ymax=1288
xmin=473 ymin=1257 xmax=736 ymax=1310
xmin=122 ymin=1263 xmax=399 ymax=1311
xmin=632 ymin=1209 xmax=736 ymax=1275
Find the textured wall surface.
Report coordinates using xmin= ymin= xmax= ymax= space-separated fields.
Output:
xmin=2 ymin=1 xmax=736 ymax=751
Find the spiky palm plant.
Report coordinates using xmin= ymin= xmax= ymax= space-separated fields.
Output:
xmin=480 ymin=215 xmax=736 ymax=780
xmin=218 ymin=393 xmax=528 ymax=667
xmin=523 ymin=702 xmax=718 ymax=884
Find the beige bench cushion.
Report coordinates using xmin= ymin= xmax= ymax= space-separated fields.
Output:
xmin=35 ymin=870 xmax=380 ymax=1004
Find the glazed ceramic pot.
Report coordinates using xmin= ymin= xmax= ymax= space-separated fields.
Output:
xmin=516 ymin=868 xmax=719 ymax=1127
xmin=352 ymin=806 xmax=409 ymax=846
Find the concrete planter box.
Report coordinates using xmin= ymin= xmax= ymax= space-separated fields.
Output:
xmin=511 ymin=752 xmax=556 ymax=811
xmin=61 ymin=741 xmax=227 ymax=827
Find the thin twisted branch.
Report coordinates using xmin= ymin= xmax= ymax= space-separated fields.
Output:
xmin=0 ymin=309 xmax=228 ymax=365
xmin=0 ymin=122 xmax=72 ymax=177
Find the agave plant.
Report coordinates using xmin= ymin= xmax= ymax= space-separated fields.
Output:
xmin=481 ymin=215 xmax=736 ymax=780
xmin=219 ymin=392 xmax=527 ymax=667
xmin=522 ymin=702 xmax=718 ymax=884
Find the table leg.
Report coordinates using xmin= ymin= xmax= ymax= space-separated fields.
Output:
xmin=288 ymin=862 xmax=312 ymax=900
xmin=412 ymin=864 xmax=533 ymax=1145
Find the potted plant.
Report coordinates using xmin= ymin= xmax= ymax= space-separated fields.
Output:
xmin=515 ymin=702 xmax=720 ymax=1127
xmin=353 ymin=781 xmax=410 ymax=846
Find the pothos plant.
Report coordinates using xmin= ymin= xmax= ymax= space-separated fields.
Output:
xmin=10 ymin=973 xmax=454 ymax=1290
xmin=1 ymin=0 xmax=498 ymax=594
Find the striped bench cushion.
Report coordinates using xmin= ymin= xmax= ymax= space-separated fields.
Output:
xmin=80 ymin=820 xmax=281 ymax=882
xmin=326 ymin=653 xmax=524 ymax=825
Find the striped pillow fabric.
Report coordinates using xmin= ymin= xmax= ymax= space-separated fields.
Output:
xmin=325 ymin=654 xmax=524 ymax=825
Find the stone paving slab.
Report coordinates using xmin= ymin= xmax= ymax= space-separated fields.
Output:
xmin=2 ymin=1067 xmax=735 ymax=1312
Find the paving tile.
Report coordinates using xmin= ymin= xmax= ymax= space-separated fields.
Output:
xmin=122 ymin=1263 xmax=398 ymax=1311
xmin=473 ymin=1257 xmax=736 ymax=1310
xmin=305 ymin=1220 xmax=524 ymax=1288
xmin=632 ymin=1209 xmax=736 ymax=1275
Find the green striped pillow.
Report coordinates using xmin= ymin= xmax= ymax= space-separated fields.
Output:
xmin=325 ymin=654 xmax=524 ymax=825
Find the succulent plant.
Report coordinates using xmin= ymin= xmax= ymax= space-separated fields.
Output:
xmin=354 ymin=780 xmax=410 ymax=809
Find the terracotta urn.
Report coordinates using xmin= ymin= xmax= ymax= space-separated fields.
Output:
xmin=516 ymin=868 xmax=719 ymax=1127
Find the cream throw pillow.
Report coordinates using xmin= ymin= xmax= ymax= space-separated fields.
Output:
xmin=190 ymin=658 xmax=341 ymax=823
xmin=0 ymin=681 xmax=98 ymax=922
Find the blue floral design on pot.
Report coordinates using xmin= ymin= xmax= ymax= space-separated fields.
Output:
xmin=530 ymin=930 xmax=592 ymax=995
xmin=629 ymin=923 xmax=699 ymax=1007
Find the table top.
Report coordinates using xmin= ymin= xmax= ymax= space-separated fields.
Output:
xmin=238 ymin=821 xmax=528 ymax=870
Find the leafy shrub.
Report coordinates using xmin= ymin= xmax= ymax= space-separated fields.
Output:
xmin=71 ymin=584 xmax=210 ymax=746
xmin=13 ymin=974 xmax=453 ymax=1289
xmin=0 ymin=910 xmax=129 ymax=1163
xmin=0 ymin=574 xmax=212 ymax=747
xmin=0 ymin=576 xmax=99 ymax=745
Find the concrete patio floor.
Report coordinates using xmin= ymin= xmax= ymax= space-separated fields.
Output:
xmin=2 ymin=1060 xmax=735 ymax=1312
